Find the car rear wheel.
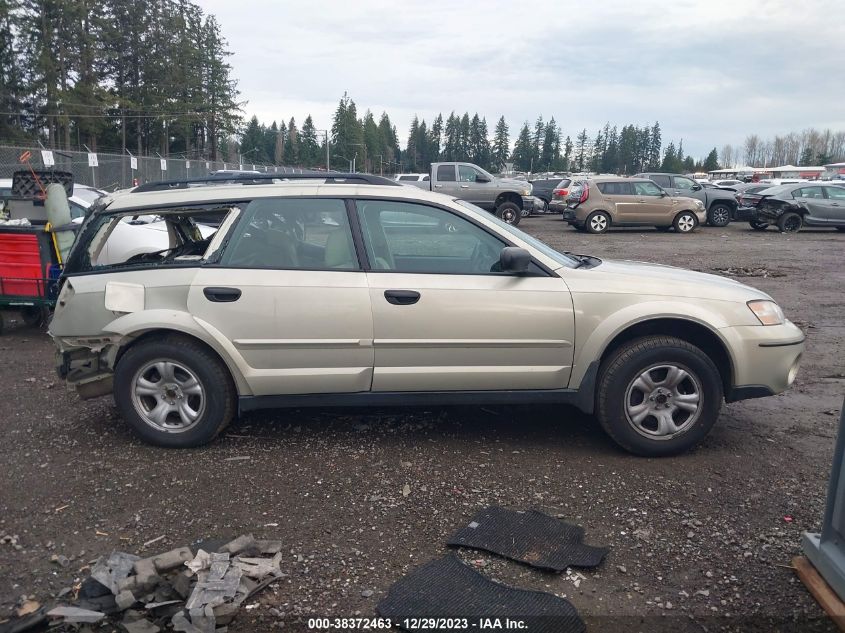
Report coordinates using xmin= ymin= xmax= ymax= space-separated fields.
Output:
xmin=114 ymin=335 xmax=236 ymax=447
xmin=495 ymin=201 xmax=521 ymax=226
xmin=586 ymin=211 xmax=610 ymax=234
xmin=595 ymin=335 xmax=723 ymax=456
xmin=749 ymin=219 xmax=769 ymax=231
xmin=777 ymin=212 xmax=802 ymax=233
xmin=673 ymin=211 xmax=698 ymax=233
xmin=707 ymin=204 xmax=732 ymax=227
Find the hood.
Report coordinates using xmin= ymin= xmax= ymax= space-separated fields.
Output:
xmin=497 ymin=178 xmax=532 ymax=192
xmin=573 ymin=258 xmax=773 ymax=302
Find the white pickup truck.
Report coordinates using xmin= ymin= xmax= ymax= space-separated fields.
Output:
xmin=402 ymin=162 xmax=533 ymax=225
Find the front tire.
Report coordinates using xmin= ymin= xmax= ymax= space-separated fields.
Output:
xmin=114 ymin=335 xmax=236 ymax=447
xmin=673 ymin=211 xmax=698 ymax=233
xmin=707 ymin=203 xmax=732 ymax=227
xmin=495 ymin=201 xmax=521 ymax=226
xmin=585 ymin=211 xmax=610 ymax=234
xmin=595 ymin=336 xmax=723 ymax=457
xmin=777 ymin=211 xmax=802 ymax=233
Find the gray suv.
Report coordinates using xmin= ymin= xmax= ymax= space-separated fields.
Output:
xmin=636 ymin=173 xmax=738 ymax=227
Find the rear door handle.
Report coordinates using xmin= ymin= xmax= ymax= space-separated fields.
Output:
xmin=384 ymin=289 xmax=420 ymax=305
xmin=203 ymin=287 xmax=242 ymax=302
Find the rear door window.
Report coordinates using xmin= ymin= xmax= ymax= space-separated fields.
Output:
xmin=221 ymin=198 xmax=358 ymax=270
xmin=436 ymin=165 xmax=457 ymax=182
xmin=597 ymin=182 xmax=633 ymax=195
xmin=794 ymin=186 xmax=825 ymax=199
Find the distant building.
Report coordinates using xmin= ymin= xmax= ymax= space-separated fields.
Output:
xmin=823 ymin=162 xmax=845 ymax=179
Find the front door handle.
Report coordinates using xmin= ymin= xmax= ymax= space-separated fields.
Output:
xmin=460 ymin=184 xmax=469 ymax=188
xmin=203 ymin=287 xmax=242 ymax=302
xmin=434 ymin=184 xmax=443 ymax=188
xmin=384 ymin=289 xmax=420 ymax=305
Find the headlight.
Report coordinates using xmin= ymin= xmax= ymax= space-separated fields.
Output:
xmin=696 ymin=200 xmax=705 ymax=208
xmin=521 ymin=188 xmax=531 ymax=196
xmin=747 ymin=300 xmax=785 ymax=326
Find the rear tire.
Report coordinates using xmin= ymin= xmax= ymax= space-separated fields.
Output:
xmin=585 ymin=211 xmax=610 ymax=234
xmin=595 ymin=336 xmax=723 ymax=457
xmin=707 ymin=203 xmax=732 ymax=227
xmin=777 ymin=211 xmax=802 ymax=233
xmin=113 ymin=335 xmax=236 ymax=448
xmin=21 ymin=306 xmax=47 ymax=327
xmin=749 ymin=219 xmax=769 ymax=231
xmin=673 ymin=211 xmax=698 ymax=233
xmin=495 ymin=202 xmax=521 ymax=226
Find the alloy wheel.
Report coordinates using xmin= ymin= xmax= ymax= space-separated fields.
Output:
xmin=131 ymin=359 xmax=205 ymax=432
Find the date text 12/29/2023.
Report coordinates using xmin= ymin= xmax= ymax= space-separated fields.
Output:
xmin=307 ymin=617 xmax=531 ymax=630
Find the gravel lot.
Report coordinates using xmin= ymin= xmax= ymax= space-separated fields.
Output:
xmin=1 ymin=216 xmax=843 ymax=632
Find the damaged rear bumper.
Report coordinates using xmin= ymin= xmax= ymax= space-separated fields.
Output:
xmin=54 ymin=336 xmax=123 ymax=399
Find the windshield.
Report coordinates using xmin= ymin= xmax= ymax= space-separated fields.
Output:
xmin=72 ymin=186 xmax=104 ymax=205
xmin=454 ymin=200 xmax=580 ymax=268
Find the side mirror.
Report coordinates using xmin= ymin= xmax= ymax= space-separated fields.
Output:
xmin=499 ymin=247 xmax=530 ymax=273
xmin=660 ymin=191 xmax=669 ymax=197
xmin=475 ymin=174 xmax=490 ymax=183
xmin=692 ymin=184 xmax=702 ymax=191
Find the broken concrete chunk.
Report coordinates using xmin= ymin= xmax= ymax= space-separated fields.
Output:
xmin=185 ymin=567 xmax=242 ymax=610
xmin=91 ymin=551 xmax=140 ymax=595
xmin=131 ymin=559 xmax=161 ymax=593
xmin=151 ymin=547 xmax=193 ymax=573
xmin=172 ymin=572 xmax=193 ymax=600
xmin=211 ymin=601 xmax=240 ymax=626
xmin=47 ymin=606 xmax=106 ymax=624
xmin=184 ymin=550 xmax=211 ymax=576
xmin=220 ymin=535 xmax=256 ymax=556
xmin=255 ymin=540 xmax=283 ymax=555
xmin=233 ymin=553 xmax=282 ymax=579
xmin=208 ymin=552 xmax=230 ymax=581
xmin=115 ymin=590 xmax=136 ymax=611
xmin=121 ymin=618 xmax=161 ymax=633
xmin=189 ymin=605 xmax=216 ymax=633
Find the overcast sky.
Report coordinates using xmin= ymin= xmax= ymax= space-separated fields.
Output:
xmin=195 ymin=0 xmax=844 ymax=160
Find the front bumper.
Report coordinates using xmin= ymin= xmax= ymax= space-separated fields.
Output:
xmin=720 ymin=320 xmax=805 ymax=402
xmin=521 ymin=196 xmax=535 ymax=212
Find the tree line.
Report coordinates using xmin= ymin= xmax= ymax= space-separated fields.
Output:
xmin=0 ymin=0 xmax=241 ymax=161
xmin=721 ymin=129 xmax=845 ymax=169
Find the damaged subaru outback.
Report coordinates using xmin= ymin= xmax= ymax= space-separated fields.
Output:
xmin=50 ymin=174 xmax=805 ymax=456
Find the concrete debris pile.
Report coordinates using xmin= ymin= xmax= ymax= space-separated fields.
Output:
xmin=3 ymin=535 xmax=284 ymax=633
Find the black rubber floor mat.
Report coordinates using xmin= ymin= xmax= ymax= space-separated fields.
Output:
xmin=447 ymin=506 xmax=608 ymax=571
xmin=376 ymin=555 xmax=584 ymax=633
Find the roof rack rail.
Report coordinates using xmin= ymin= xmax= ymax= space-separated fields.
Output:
xmin=132 ymin=172 xmax=400 ymax=193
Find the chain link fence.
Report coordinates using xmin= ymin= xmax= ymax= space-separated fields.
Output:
xmin=0 ymin=145 xmax=307 ymax=191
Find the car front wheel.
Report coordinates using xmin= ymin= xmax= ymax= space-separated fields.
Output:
xmin=707 ymin=204 xmax=732 ymax=227
xmin=114 ymin=335 xmax=236 ymax=447
xmin=673 ymin=211 xmax=698 ymax=233
xmin=595 ymin=335 xmax=723 ymax=456
xmin=495 ymin=201 xmax=521 ymax=226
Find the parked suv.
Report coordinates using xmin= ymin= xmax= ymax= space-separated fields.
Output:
xmin=563 ymin=177 xmax=706 ymax=233
xmin=636 ymin=172 xmax=738 ymax=227
xmin=49 ymin=173 xmax=804 ymax=457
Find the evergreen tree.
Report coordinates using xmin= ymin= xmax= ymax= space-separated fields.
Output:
xmin=540 ymin=118 xmax=557 ymax=170
xmin=377 ymin=112 xmax=398 ymax=169
xmin=443 ymin=112 xmax=459 ymax=161
xmin=531 ymin=115 xmax=544 ymax=171
xmin=458 ymin=113 xmax=471 ymax=161
xmin=284 ymin=117 xmax=299 ymax=164
xmin=331 ymin=92 xmax=363 ymax=170
xmin=562 ymin=136 xmax=573 ymax=171
xmin=362 ymin=110 xmax=382 ymax=173
xmin=511 ymin=122 xmax=533 ymax=171
xmin=703 ymin=147 xmax=720 ymax=172
xmin=492 ymin=116 xmax=510 ymax=170
xmin=648 ymin=121 xmax=662 ymax=170
xmin=429 ymin=113 xmax=442 ymax=162
xmin=574 ymin=128 xmax=589 ymax=171
xmin=300 ymin=114 xmax=320 ymax=167
xmin=406 ymin=115 xmax=420 ymax=171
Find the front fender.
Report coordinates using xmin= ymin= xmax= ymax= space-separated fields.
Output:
xmin=569 ymin=300 xmax=737 ymax=388
xmin=103 ymin=309 xmax=252 ymax=395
